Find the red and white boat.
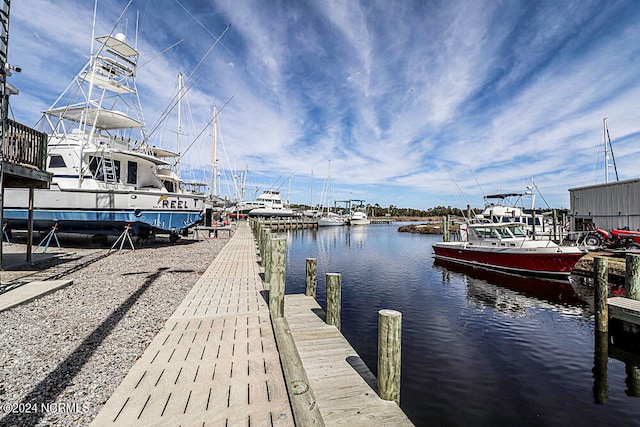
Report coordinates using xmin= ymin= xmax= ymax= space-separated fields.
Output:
xmin=432 ymin=222 xmax=585 ymax=278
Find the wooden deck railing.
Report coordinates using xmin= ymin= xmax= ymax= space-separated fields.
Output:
xmin=2 ymin=118 xmax=48 ymax=170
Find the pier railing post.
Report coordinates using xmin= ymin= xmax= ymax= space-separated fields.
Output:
xmin=306 ymin=258 xmax=317 ymax=299
xmin=594 ymin=256 xmax=609 ymax=332
xmin=378 ymin=309 xmax=402 ymax=405
xmin=326 ymin=273 xmax=341 ymax=330
xmin=625 ymin=253 xmax=640 ymax=301
xmin=269 ymin=238 xmax=286 ymax=319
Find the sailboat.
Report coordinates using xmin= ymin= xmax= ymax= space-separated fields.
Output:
xmin=4 ymin=19 xmax=205 ymax=240
xmin=318 ymin=161 xmax=345 ymax=227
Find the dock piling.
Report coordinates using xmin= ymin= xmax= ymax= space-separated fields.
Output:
xmin=269 ymin=237 xmax=287 ymax=319
xmin=378 ymin=309 xmax=402 ymax=405
xmin=326 ymin=273 xmax=341 ymax=330
xmin=594 ymin=256 xmax=609 ymax=332
xmin=625 ymin=253 xmax=640 ymax=301
xmin=264 ymin=230 xmax=273 ymax=283
xmin=305 ymin=258 xmax=317 ymax=299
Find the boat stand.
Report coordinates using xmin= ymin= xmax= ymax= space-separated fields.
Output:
xmin=2 ymin=223 xmax=10 ymax=245
xmin=110 ymin=224 xmax=136 ymax=254
xmin=35 ymin=223 xmax=61 ymax=253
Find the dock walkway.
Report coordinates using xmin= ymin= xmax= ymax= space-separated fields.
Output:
xmin=91 ymin=222 xmax=293 ymax=426
xmin=282 ymin=294 xmax=413 ymax=425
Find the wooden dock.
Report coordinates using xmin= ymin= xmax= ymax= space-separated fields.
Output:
xmin=280 ymin=294 xmax=412 ymax=425
xmin=91 ymin=222 xmax=293 ymax=426
xmin=609 ymin=296 xmax=640 ymax=325
xmin=92 ymin=221 xmax=413 ymax=426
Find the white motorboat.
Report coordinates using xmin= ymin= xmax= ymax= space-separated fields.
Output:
xmin=4 ymin=27 xmax=204 ymax=239
xmin=245 ymin=190 xmax=297 ymax=217
xmin=347 ymin=201 xmax=370 ymax=226
xmin=348 ymin=210 xmax=370 ymax=225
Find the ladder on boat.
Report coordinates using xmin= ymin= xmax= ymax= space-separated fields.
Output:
xmin=101 ymin=151 xmax=117 ymax=184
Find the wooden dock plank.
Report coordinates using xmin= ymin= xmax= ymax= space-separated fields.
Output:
xmin=283 ymin=294 xmax=413 ymax=426
xmin=91 ymin=222 xmax=294 ymax=426
xmin=609 ymin=296 xmax=640 ymax=324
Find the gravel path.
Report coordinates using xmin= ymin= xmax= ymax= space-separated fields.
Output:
xmin=0 ymin=233 xmax=229 ymax=426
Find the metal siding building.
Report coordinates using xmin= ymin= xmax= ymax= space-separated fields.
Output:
xmin=569 ymin=178 xmax=640 ymax=231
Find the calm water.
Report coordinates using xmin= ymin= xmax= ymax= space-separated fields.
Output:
xmin=276 ymin=223 xmax=640 ymax=427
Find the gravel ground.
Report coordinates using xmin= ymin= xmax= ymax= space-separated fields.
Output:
xmin=0 ymin=233 xmax=228 ymax=426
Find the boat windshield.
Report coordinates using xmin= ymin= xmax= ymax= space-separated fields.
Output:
xmin=508 ymin=225 xmax=527 ymax=237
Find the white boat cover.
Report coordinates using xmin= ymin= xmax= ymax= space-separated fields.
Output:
xmin=95 ymin=35 xmax=138 ymax=58
xmin=44 ymin=106 xmax=142 ymax=130
xmin=151 ymin=147 xmax=180 ymax=158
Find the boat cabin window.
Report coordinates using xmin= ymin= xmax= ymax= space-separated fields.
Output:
xmin=163 ymin=180 xmax=176 ymax=193
xmin=127 ymin=161 xmax=137 ymax=184
xmin=48 ymin=154 xmax=66 ymax=168
xmin=495 ymin=227 xmax=512 ymax=238
xmin=473 ymin=227 xmax=494 ymax=238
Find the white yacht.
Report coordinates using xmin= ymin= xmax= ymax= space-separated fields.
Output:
xmin=4 ymin=30 xmax=205 ymax=240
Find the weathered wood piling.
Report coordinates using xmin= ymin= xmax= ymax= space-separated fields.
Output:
xmin=269 ymin=237 xmax=287 ymax=319
xmin=378 ymin=309 xmax=402 ymax=405
xmin=326 ymin=272 xmax=342 ymax=330
xmin=305 ymin=258 xmax=317 ymax=299
xmin=594 ymin=256 xmax=609 ymax=332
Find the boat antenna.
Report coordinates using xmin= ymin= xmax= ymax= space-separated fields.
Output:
xmin=176 ymin=94 xmax=234 ymax=162
xmin=144 ymin=24 xmax=230 ymax=143
xmin=137 ymin=40 xmax=184 ymax=70
xmin=604 ymin=117 xmax=619 ymax=182
xmin=90 ymin=0 xmax=98 ymax=54
xmin=445 ymin=166 xmax=470 ymax=220
xmin=468 ymin=166 xmax=486 ymax=200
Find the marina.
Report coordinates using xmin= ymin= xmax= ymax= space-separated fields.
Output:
xmin=2 ymin=2 xmax=640 ymax=427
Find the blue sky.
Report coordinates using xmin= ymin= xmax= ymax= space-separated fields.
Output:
xmin=7 ymin=0 xmax=640 ymax=210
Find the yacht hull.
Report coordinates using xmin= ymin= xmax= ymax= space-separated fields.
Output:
xmin=4 ymin=186 xmax=203 ymax=237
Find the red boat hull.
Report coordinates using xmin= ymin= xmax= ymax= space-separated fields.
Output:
xmin=432 ymin=245 xmax=584 ymax=278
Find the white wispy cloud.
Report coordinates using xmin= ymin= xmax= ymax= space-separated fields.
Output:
xmin=7 ymin=0 xmax=640 ymax=209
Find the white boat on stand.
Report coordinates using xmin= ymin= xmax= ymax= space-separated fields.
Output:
xmin=4 ymin=29 xmax=204 ymax=241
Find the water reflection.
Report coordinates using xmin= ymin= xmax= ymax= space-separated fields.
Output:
xmin=594 ymin=325 xmax=640 ymax=404
xmin=433 ymin=258 xmax=588 ymax=315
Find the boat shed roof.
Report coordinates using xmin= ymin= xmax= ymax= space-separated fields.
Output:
xmin=568 ymin=177 xmax=640 ymax=192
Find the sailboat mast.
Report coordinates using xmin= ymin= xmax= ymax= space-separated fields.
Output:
xmin=176 ymin=72 xmax=183 ymax=177
xmin=209 ymin=104 xmax=217 ymax=198
xmin=327 ymin=160 xmax=331 ymax=214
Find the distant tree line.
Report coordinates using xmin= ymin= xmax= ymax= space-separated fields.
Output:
xmin=292 ymin=203 xmax=466 ymax=217
xmin=376 ymin=204 xmax=464 ymax=217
